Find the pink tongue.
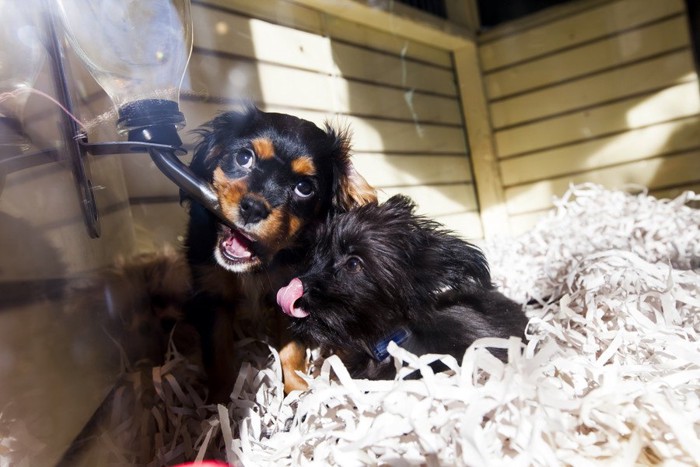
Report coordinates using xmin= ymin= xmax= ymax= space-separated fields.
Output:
xmin=223 ymin=232 xmax=252 ymax=258
xmin=276 ymin=278 xmax=309 ymax=318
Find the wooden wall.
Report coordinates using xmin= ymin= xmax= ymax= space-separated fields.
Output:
xmin=123 ymin=0 xmax=484 ymax=249
xmin=478 ymin=0 xmax=700 ymax=234
xmin=104 ymin=0 xmax=700 ymax=243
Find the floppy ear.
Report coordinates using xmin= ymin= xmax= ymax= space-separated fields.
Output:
xmin=336 ymin=163 xmax=377 ymax=211
xmin=326 ymin=123 xmax=377 ymax=212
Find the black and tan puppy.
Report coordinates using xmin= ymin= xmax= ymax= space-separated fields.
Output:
xmin=276 ymin=195 xmax=528 ymax=380
xmin=183 ymin=105 xmax=375 ymax=400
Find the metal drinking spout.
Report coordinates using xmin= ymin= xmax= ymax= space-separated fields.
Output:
xmin=147 ymin=146 xmax=232 ymax=227
xmin=114 ymin=101 xmax=233 ymax=228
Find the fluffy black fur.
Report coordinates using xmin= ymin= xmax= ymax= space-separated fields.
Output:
xmin=278 ymin=195 xmax=528 ymax=379
xmin=182 ymin=105 xmax=376 ymax=400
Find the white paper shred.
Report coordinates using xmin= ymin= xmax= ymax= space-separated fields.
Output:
xmin=6 ymin=184 xmax=694 ymax=467
xmin=133 ymin=184 xmax=700 ymax=466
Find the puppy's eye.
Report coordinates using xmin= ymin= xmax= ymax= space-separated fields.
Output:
xmin=345 ymin=256 xmax=363 ymax=273
xmin=235 ymin=148 xmax=255 ymax=169
xmin=294 ymin=180 xmax=314 ymax=198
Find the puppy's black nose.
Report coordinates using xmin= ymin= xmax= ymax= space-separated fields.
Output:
xmin=239 ymin=195 xmax=270 ymax=224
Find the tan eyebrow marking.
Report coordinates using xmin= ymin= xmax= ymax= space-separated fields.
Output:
xmin=251 ymin=138 xmax=275 ymax=160
xmin=291 ymin=156 xmax=316 ymax=176
xmin=288 ymin=214 xmax=302 ymax=238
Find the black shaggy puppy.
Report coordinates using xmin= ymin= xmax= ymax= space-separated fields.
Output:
xmin=276 ymin=195 xmax=528 ymax=379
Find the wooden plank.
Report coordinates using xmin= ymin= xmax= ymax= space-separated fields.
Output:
xmin=322 ymin=15 xmax=453 ymax=68
xmin=345 ymin=118 xmax=467 ymax=159
xmin=329 ymin=41 xmax=457 ymax=96
xmin=192 ymin=3 xmax=332 ymax=73
xmin=291 ymin=0 xmax=473 ymax=50
xmin=334 ymin=79 xmax=463 ymax=124
xmin=509 ymin=180 xmax=700 ymax=233
xmin=120 ymin=150 xmax=473 ymax=202
xmin=119 ymin=149 xmax=471 ymax=198
xmin=433 ymin=211 xmax=484 ymax=240
xmin=504 ymin=149 xmax=700 ymax=214
xmin=185 ymin=56 xmax=259 ymax=105
xmin=179 ymin=92 xmax=327 ymax=135
xmin=484 ymin=16 xmax=691 ymax=99
xmin=501 ymin=116 xmax=700 ymax=186
xmin=379 ymin=183 xmax=479 ymax=215
xmin=254 ymin=105 xmax=469 ymax=154
xmin=187 ymin=54 xmax=335 ymax=112
xmin=495 ymin=80 xmax=700 ymax=157
xmin=120 ymin=147 xmax=472 ymax=200
xmin=197 ymin=0 xmax=323 ymax=34
xmin=192 ymin=4 xmax=457 ymax=95
xmin=94 ymin=100 xmax=467 ymax=187
xmin=186 ymin=53 xmax=463 ymax=123
xmin=179 ymin=99 xmax=247 ymax=133
xmin=479 ymin=0 xmax=685 ymax=71
xmin=351 ymin=154 xmax=472 ymax=187
xmin=478 ymin=0 xmax=613 ymax=44
xmin=507 ymin=209 xmax=550 ymax=236
xmin=491 ymin=50 xmax=696 ymax=129
xmin=652 ymin=183 xmax=700 ymax=201
xmin=122 ymin=101 xmax=466 ymax=198
xmin=197 ymin=0 xmax=453 ymax=67
xmin=444 ymin=0 xmax=480 ymax=31
xmin=453 ymin=45 xmax=510 ymax=238
xmin=366 ymin=196 xmax=484 ymax=239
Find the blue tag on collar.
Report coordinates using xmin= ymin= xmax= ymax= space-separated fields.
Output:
xmin=371 ymin=327 xmax=412 ymax=361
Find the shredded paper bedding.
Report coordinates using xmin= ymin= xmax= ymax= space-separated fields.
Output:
xmin=4 ymin=184 xmax=700 ymax=466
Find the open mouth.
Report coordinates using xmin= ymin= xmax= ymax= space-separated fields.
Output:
xmin=217 ymin=225 xmax=262 ymax=269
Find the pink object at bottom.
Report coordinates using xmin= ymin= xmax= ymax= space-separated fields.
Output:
xmin=172 ymin=462 xmax=230 ymax=467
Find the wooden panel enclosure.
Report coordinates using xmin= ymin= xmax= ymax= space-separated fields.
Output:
xmin=108 ymin=0 xmax=700 ymax=243
xmin=120 ymin=0 xmax=484 ymax=249
xmin=479 ymin=0 xmax=700 ymax=233
xmin=6 ymin=1 xmax=699 ymax=463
